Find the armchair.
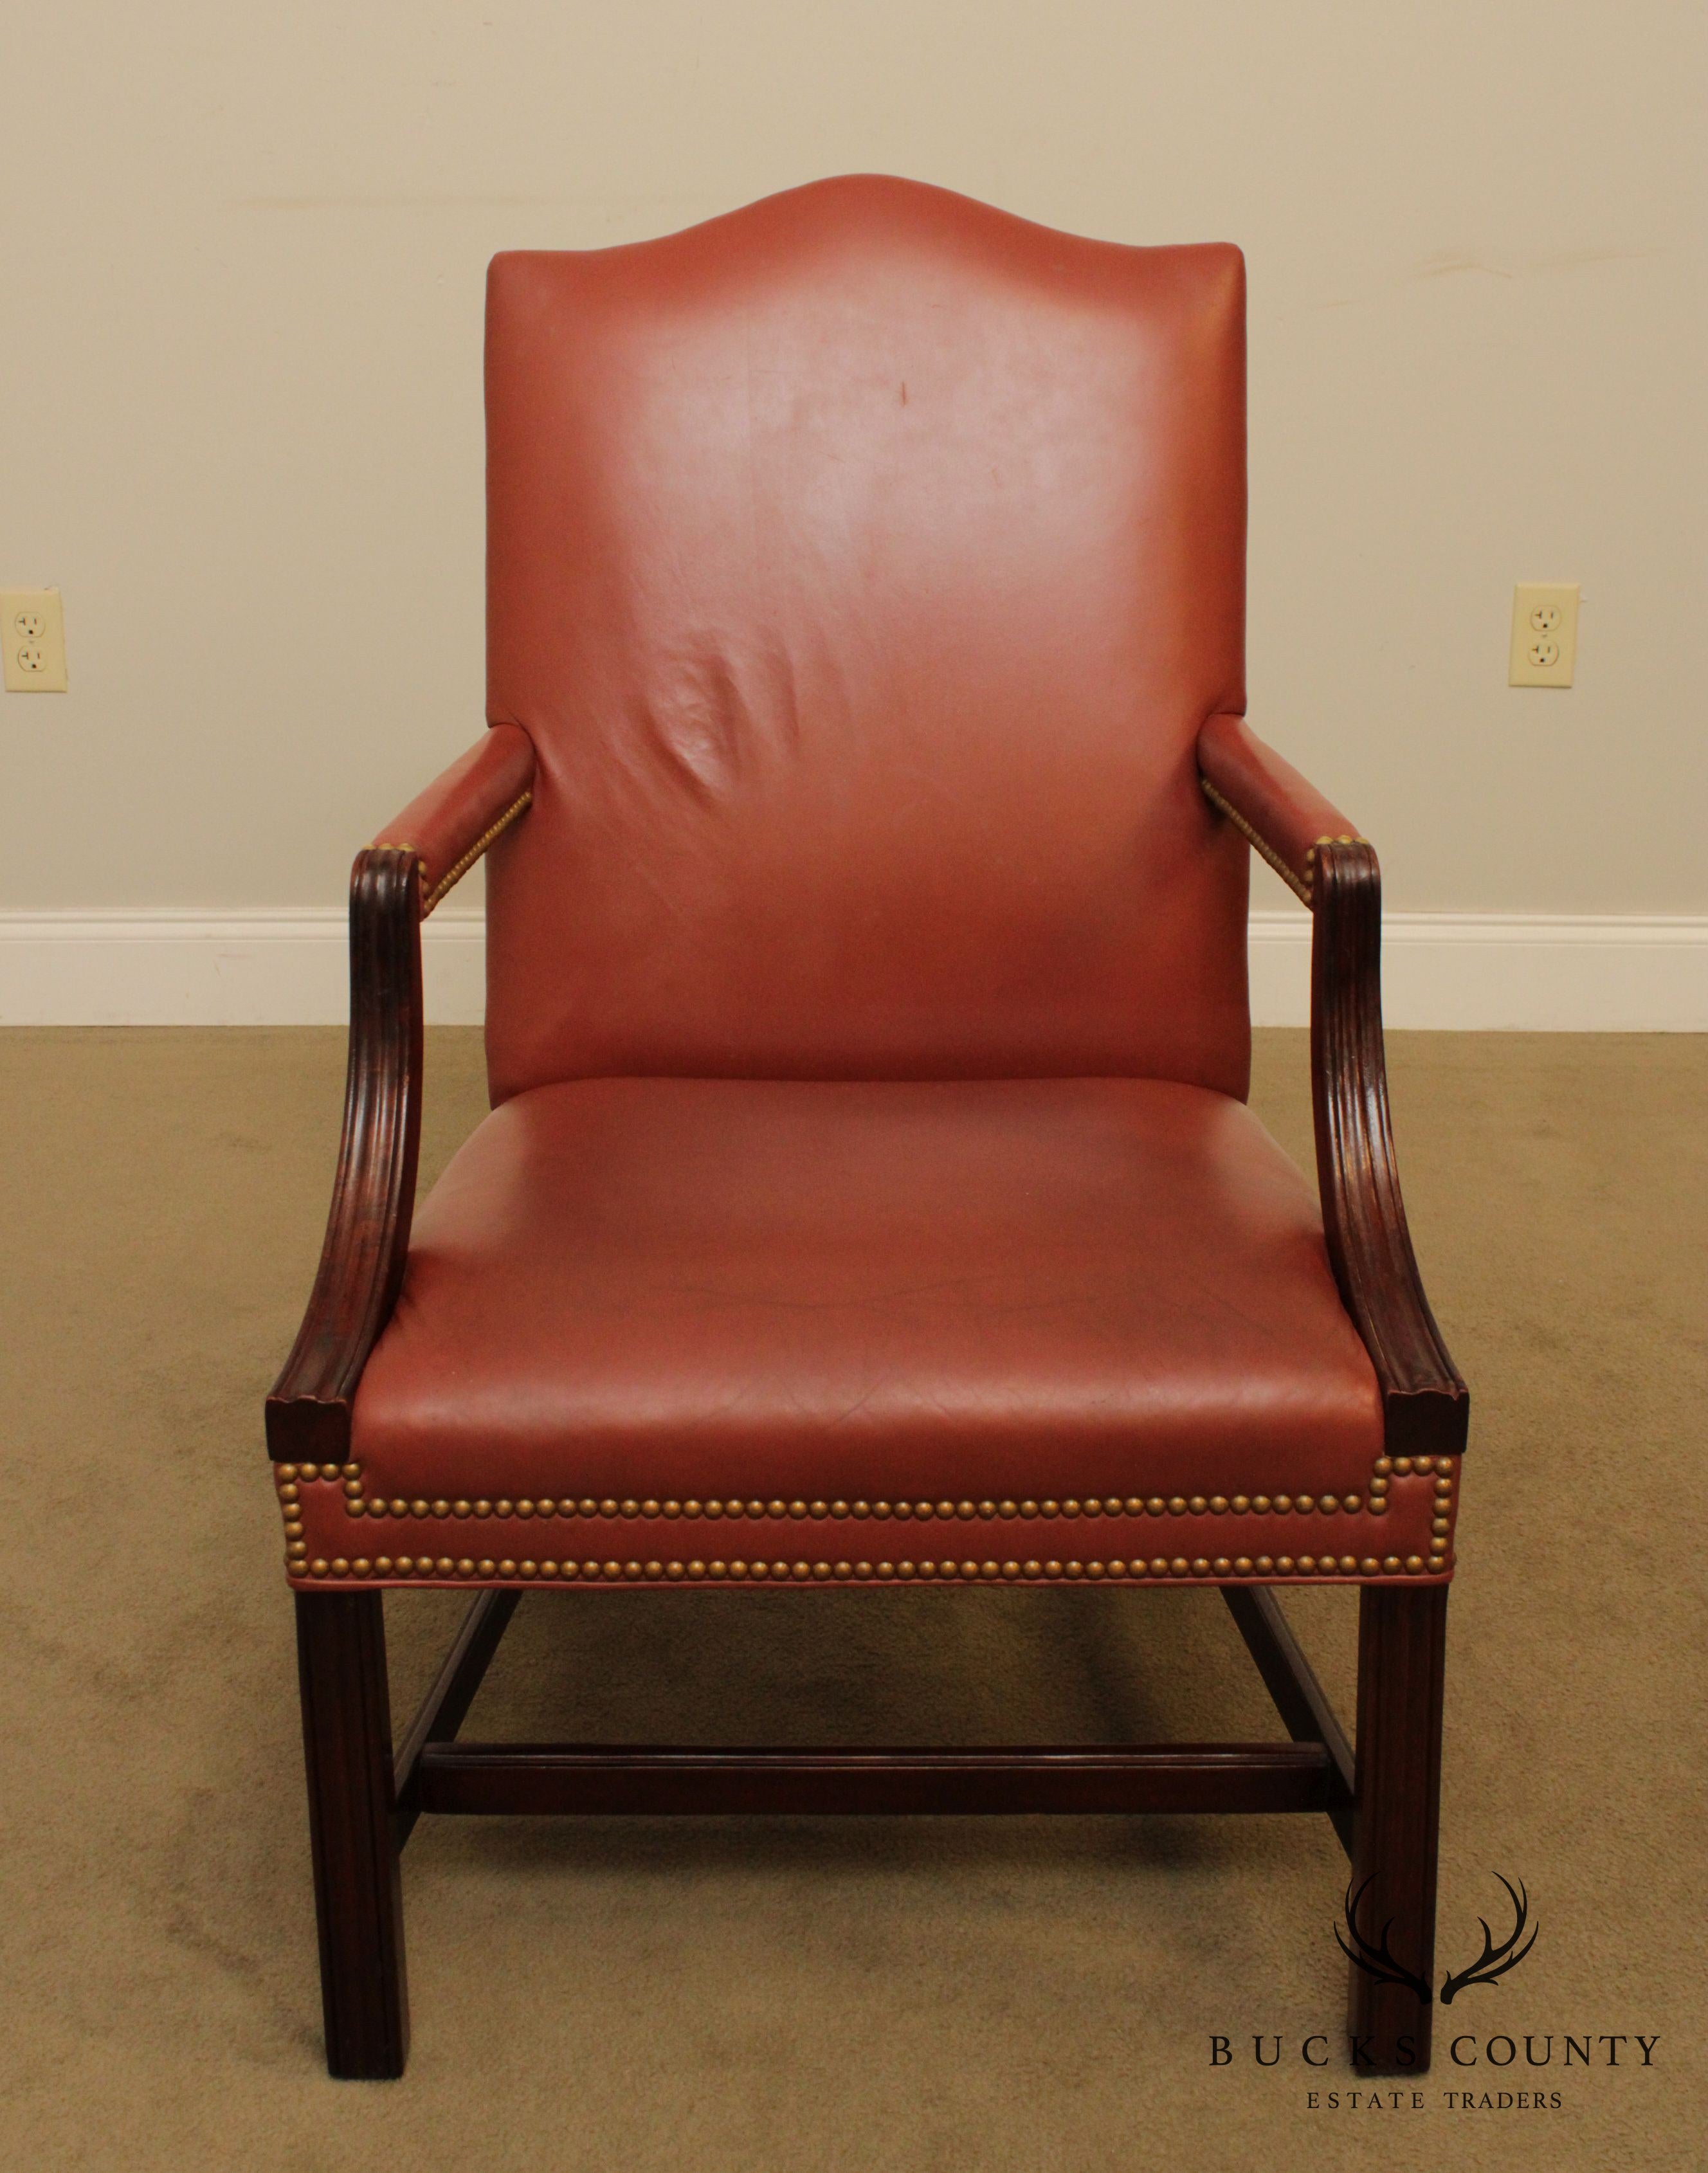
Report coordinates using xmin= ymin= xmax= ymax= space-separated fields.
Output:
xmin=268 ymin=177 xmax=1466 ymax=2080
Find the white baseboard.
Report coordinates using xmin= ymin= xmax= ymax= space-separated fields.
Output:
xmin=0 ymin=909 xmax=488 ymax=1027
xmin=1246 ymin=911 xmax=1707 ymax=1031
xmin=0 ymin=907 xmax=1702 ymax=1031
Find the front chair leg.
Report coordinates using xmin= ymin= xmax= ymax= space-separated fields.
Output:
xmin=1347 ymin=1586 xmax=1448 ymax=2075
xmin=295 ymin=1592 xmax=410 ymax=2078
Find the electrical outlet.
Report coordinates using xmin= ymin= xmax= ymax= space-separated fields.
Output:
xmin=1509 ymin=583 xmax=1578 ymax=688
xmin=2 ymin=588 xmax=68 ymax=692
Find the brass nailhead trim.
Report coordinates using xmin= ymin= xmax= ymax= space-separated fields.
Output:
xmin=281 ymin=1457 xmax=1455 ymax=1583
xmin=285 ymin=1451 xmax=1449 ymax=1527
xmin=1197 ymin=776 xmax=1363 ymax=909
xmin=377 ymin=789 xmax=534 ymax=918
xmin=296 ymin=1549 xmax=1447 ymax=1587
xmin=422 ymin=792 xmax=532 ymax=912
xmin=1302 ymin=835 xmax=1365 ymax=884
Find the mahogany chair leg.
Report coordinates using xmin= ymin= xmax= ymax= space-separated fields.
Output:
xmin=295 ymin=1592 xmax=409 ymax=2079
xmin=1346 ymin=1585 xmax=1448 ymax=2075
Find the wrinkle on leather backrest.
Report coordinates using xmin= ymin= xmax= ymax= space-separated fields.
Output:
xmin=483 ymin=174 xmax=1251 ymax=1101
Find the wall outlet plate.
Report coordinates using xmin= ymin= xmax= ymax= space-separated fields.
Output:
xmin=2 ymin=588 xmax=69 ymax=692
xmin=1509 ymin=582 xmax=1578 ymax=688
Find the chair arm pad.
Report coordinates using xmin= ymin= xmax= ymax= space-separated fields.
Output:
xmin=1196 ymin=712 xmax=1361 ymax=906
xmin=372 ymin=723 xmax=536 ymax=913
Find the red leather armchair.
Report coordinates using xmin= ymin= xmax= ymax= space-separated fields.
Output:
xmin=269 ymin=177 xmax=1466 ymax=2080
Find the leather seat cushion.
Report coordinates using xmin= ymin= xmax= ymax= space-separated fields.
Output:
xmin=349 ymin=1077 xmax=1385 ymax=1514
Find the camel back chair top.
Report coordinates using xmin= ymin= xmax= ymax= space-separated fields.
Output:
xmin=481 ymin=174 xmax=1251 ymax=1102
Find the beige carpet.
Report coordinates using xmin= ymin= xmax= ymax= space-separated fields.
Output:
xmin=2 ymin=1028 xmax=1702 ymax=2171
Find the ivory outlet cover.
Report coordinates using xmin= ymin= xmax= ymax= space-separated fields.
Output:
xmin=1509 ymin=583 xmax=1578 ymax=689
xmin=2 ymin=588 xmax=68 ymax=693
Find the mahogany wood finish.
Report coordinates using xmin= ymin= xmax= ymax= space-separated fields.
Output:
xmin=1347 ymin=1587 xmax=1448 ymax=2074
xmin=413 ymin=1740 xmax=1334 ymax=1819
xmin=1309 ymin=841 xmax=1467 ymax=1460
xmin=295 ymin=1593 xmax=408 ymax=2080
xmin=267 ymin=848 xmax=424 ymax=1468
xmin=392 ymin=1590 xmax=520 ymax=1848
xmin=1221 ymin=1586 xmax=1355 ymax=1857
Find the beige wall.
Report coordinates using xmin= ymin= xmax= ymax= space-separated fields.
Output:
xmin=3 ymin=1 xmax=1703 ymax=915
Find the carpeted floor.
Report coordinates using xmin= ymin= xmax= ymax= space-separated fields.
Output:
xmin=1 ymin=1028 xmax=1702 ymax=2171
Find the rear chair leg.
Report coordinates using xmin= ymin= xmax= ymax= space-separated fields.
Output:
xmin=1347 ymin=1587 xmax=1448 ymax=2075
xmin=295 ymin=1592 xmax=409 ymax=2078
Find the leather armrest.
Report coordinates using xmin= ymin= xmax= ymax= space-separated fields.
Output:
xmin=1195 ymin=711 xmax=1361 ymax=905
xmin=373 ymin=723 xmax=536 ymax=913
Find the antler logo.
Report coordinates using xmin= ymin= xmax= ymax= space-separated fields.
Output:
xmin=1336 ymin=1873 xmax=1537 ymax=2006
xmin=1440 ymin=1875 xmax=1536 ymax=2004
xmin=1334 ymin=1875 xmax=1433 ymax=2003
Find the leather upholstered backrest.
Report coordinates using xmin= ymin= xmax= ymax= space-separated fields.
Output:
xmin=483 ymin=176 xmax=1251 ymax=1102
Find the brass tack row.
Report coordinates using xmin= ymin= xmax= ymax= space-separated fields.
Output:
xmin=278 ymin=1460 xmax=1455 ymax=1579
xmin=1197 ymin=773 xmax=1365 ymax=909
xmin=1199 ymin=777 xmax=1313 ymax=904
xmin=296 ymin=1549 xmax=1443 ymax=1584
xmin=1426 ymin=1468 xmax=1455 ymax=1570
xmin=275 ymin=1451 xmax=1457 ymax=1526
xmin=422 ymin=791 xmax=534 ymax=913
xmin=1301 ymin=833 xmax=1364 ymax=878
xmin=331 ymin=1489 xmax=1381 ymax=1523
xmin=377 ymin=788 xmax=534 ymax=916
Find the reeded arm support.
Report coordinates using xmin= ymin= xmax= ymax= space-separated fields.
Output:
xmin=1196 ymin=718 xmax=1468 ymax=1458
xmin=266 ymin=731 xmax=537 ymax=1462
xmin=266 ymin=847 xmax=424 ymax=1464
xmin=1310 ymin=841 xmax=1466 ymax=1457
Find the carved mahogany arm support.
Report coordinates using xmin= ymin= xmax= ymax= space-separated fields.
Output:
xmin=265 ymin=729 xmax=536 ymax=1463
xmin=1196 ymin=714 xmax=1469 ymax=1459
